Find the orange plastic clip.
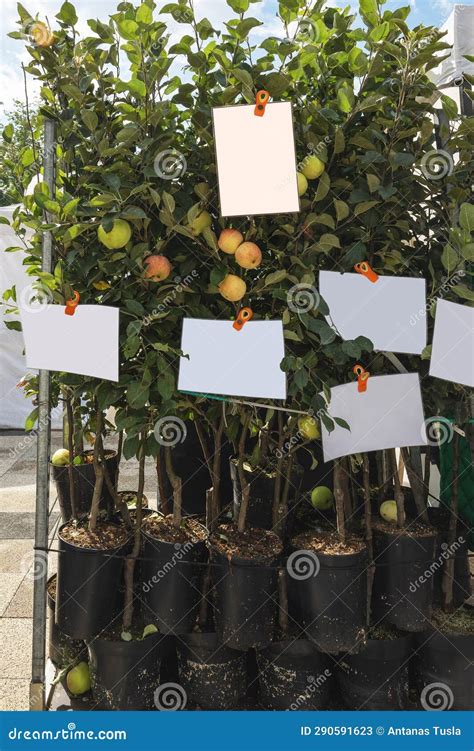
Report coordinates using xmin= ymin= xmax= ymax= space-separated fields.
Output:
xmin=233 ymin=307 xmax=253 ymax=331
xmin=354 ymin=261 xmax=379 ymax=283
xmin=65 ymin=291 xmax=80 ymax=316
xmin=254 ymin=90 xmax=270 ymax=117
xmin=353 ymin=364 xmax=370 ymax=393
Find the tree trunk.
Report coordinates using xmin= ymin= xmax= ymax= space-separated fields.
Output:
xmin=272 ymin=412 xmax=284 ymax=528
xmin=156 ymin=448 xmax=169 ymax=516
xmin=237 ymin=413 xmax=251 ymax=533
xmin=362 ymin=454 xmax=374 ymax=624
xmin=165 ymin=447 xmax=182 ymax=527
xmin=401 ymin=447 xmax=429 ymax=524
xmin=389 ymin=448 xmax=405 ymax=528
xmin=65 ymin=394 xmax=77 ymax=520
xmin=89 ymin=411 xmax=104 ymax=533
xmin=123 ymin=436 xmax=145 ymax=631
xmin=442 ymin=422 xmax=460 ymax=613
xmin=333 ymin=459 xmax=346 ymax=544
xmin=278 ymin=567 xmax=289 ymax=633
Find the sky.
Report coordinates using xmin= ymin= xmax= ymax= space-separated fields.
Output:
xmin=0 ymin=0 xmax=471 ymax=119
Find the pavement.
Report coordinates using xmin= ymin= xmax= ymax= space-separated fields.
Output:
xmin=0 ymin=429 xmax=158 ymax=710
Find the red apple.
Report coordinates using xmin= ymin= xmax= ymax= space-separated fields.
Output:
xmin=144 ymin=255 xmax=172 ymax=282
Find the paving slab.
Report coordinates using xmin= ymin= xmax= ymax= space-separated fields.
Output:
xmin=0 ymin=679 xmax=31 ymax=710
xmin=0 ymin=573 xmax=24 ymax=616
xmin=0 ymin=618 xmax=33 ymax=678
xmin=0 ymin=512 xmax=60 ymax=539
xmin=0 ymin=539 xmax=35 ymax=573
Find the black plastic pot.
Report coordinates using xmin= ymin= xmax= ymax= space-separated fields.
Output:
xmin=257 ymin=639 xmax=332 ymax=709
xmin=210 ymin=544 xmax=280 ymax=651
xmin=176 ymin=632 xmax=247 ymax=709
xmin=141 ymin=527 xmax=207 ymax=634
xmin=338 ymin=633 xmax=412 ymax=709
xmin=413 ymin=627 xmax=474 ymax=710
xmin=372 ymin=526 xmax=437 ymax=632
xmin=288 ymin=546 xmax=368 ymax=654
xmin=159 ymin=422 xmax=233 ymax=516
xmin=52 ymin=450 xmax=118 ymax=523
xmin=56 ymin=523 xmax=129 ymax=640
xmin=88 ymin=631 xmax=165 ymax=710
xmin=47 ymin=575 xmax=86 ymax=668
xmin=231 ymin=460 xmax=301 ymax=536
xmin=429 ymin=509 xmax=471 ymax=608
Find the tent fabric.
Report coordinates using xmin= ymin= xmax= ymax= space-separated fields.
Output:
xmin=429 ymin=4 xmax=474 ymax=89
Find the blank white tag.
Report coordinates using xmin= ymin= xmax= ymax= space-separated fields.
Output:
xmin=429 ymin=299 xmax=474 ymax=387
xmin=319 ymin=271 xmax=427 ymax=354
xmin=178 ymin=318 xmax=286 ymax=400
xmin=321 ymin=373 xmax=427 ymax=462
xmin=21 ymin=304 xmax=119 ymax=382
xmin=212 ymin=102 xmax=300 ymax=217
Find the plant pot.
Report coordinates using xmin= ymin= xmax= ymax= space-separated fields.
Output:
xmin=230 ymin=459 xmax=301 ymax=536
xmin=413 ymin=626 xmax=474 ymax=710
xmin=288 ymin=532 xmax=368 ymax=655
xmin=47 ymin=575 xmax=86 ymax=668
xmin=176 ymin=632 xmax=246 ymax=709
xmin=210 ymin=527 xmax=282 ymax=651
xmin=338 ymin=632 xmax=412 ymax=709
xmin=256 ymin=639 xmax=332 ymax=709
xmin=52 ymin=450 xmax=118 ymax=523
xmin=141 ymin=516 xmax=207 ymax=634
xmin=371 ymin=524 xmax=437 ymax=632
xmin=88 ymin=631 xmax=165 ymax=710
xmin=159 ymin=422 xmax=233 ymax=516
xmin=117 ymin=490 xmax=149 ymax=509
xmin=56 ymin=522 xmax=129 ymax=640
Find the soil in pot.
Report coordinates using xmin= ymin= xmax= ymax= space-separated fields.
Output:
xmin=56 ymin=521 xmax=130 ymax=640
xmin=141 ymin=514 xmax=208 ymax=634
xmin=338 ymin=623 xmax=412 ymax=710
xmin=288 ymin=530 xmax=367 ymax=655
xmin=257 ymin=637 xmax=333 ymax=710
xmin=52 ymin=450 xmax=118 ymax=523
xmin=88 ymin=625 xmax=165 ymax=710
xmin=47 ymin=575 xmax=86 ymax=668
xmin=176 ymin=631 xmax=247 ymax=709
xmin=118 ymin=490 xmax=149 ymax=509
xmin=210 ymin=524 xmax=283 ymax=651
xmin=413 ymin=607 xmax=474 ymax=710
xmin=230 ymin=459 xmax=301 ymax=536
xmin=371 ymin=520 xmax=437 ymax=632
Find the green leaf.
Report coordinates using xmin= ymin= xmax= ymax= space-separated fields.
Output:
xmin=370 ymin=22 xmax=390 ymax=42
xmin=142 ymin=624 xmax=158 ymax=638
xmin=366 ymin=174 xmax=380 ymax=193
xmin=25 ymin=407 xmax=39 ymax=431
xmin=81 ymin=110 xmax=98 ymax=131
xmin=127 ymin=381 xmax=149 ymax=409
xmin=334 ymin=199 xmax=349 ymax=222
xmin=441 ymin=243 xmax=459 ymax=273
xmin=453 ymin=284 xmax=474 ymax=302
xmin=136 ymin=3 xmax=153 ymax=24
xmin=318 ymin=233 xmax=340 ymax=252
xmin=441 ymin=94 xmax=457 ymax=120
xmin=116 ymin=19 xmax=138 ymax=40
xmin=337 ymin=89 xmax=352 ymax=113
xmin=56 ymin=1 xmax=78 ymax=25
xmin=354 ymin=200 xmax=379 ymax=216
xmin=334 ymin=417 xmax=351 ymax=431
xmin=157 ymin=373 xmax=175 ymax=400
xmin=360 ymin=0 xmax=379 ymax=26
xmin=314 ymin=172 xmax=330 ymax=202
xmin=128 ymin=78 xmax=147 ymax=98
xmin=264 ymin=270 xmax=287 ymax=286
xmin=2 ymin=123 xmax=13 ymax=143
xmin=334 ymin=129 xmax=345 ymax=155
xmin=459 ymin=203 xmax=474 ymax=232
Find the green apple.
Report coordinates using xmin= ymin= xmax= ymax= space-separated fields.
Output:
xmin=97 ymin=219 xmax=132 ymax=249
xmin=297 ymin=172 xmax=308 ymax=197
xmin=380 ymin=500 xmax=398 ymax=524
xmin=311 ymin=486 xmax=333 ymax=510
xmin=190 ymin=210 xmax=212 ymax=236
xmin=301 ymin=155 xmax=325 ymax=180
xmin=51 ymin=449 xmax=70 ymax=467
xmin=66 ymin=662 xmax=91 ymax=696
xmin=298 ymin=416 xmax=320 ymax=441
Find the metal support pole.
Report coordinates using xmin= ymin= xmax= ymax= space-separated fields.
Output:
xmin=30 ymin=119 xmax=55 ymax=711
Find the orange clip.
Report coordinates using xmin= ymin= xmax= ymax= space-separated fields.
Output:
xmin=353 ymin=364 xmax=370 ymax=393
xmin=65 ymin=291 xmax=80 ymax=316
xmin=354 ymin=261 xmax=379 ymax=283
xmin=254 ymin=90 xmax=270 ymax=117
xmin=233 ymin=307 xmax=253 ymax=331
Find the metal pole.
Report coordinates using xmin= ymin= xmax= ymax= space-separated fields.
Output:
xmin=30 ymin=119 xmax=55 ymax=711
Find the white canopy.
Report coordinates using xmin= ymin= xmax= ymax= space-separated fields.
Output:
xmin=429 ymin=4 xmax=474 ymax=89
